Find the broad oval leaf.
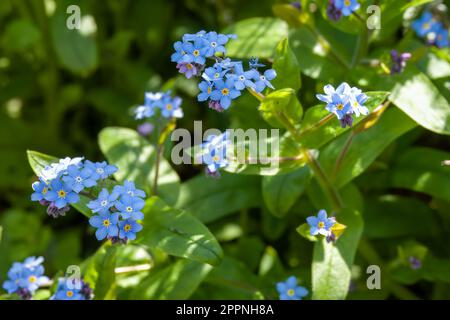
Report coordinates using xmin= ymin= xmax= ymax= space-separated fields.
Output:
xmin=223 ymin=17 xmax=288 ymax=59
xmin=176 ymin=173 xmax=261 ymax=223
xmin=383 ymin=67 xmax=450 ymax=135
xmin=129 ymin=259 xmax=212 ymax=300
xmin=312 ymin=208 xmax=363 ymax=300
xmin=51 ymin=0 xmax=98 ymax=74
xmin=390 ymin=147 xmax=450 ymax=202
xmin=259 ymin=88 xmax=303 ymax=129
xmin=82 ymin=244 xmax=117 ymax=300
xmin=137 ymin=197 xmax=223 ymax=266
xmin=319 ymin=107 xmax=417 ymax=188
xmin=98 ymin=127 xmax=180 ymax=205
xmin=272 ymin=38 xmax=301 ymax=90
xmin=262 ymin=166 xmax=311 ymax=217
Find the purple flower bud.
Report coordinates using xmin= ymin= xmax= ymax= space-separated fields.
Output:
xmin=46 ymin=203 xmax=70 ymax=218
xmin=327 ymin=0 xmax=342 ymax=22
xmin=326 ymin=231 xmax=337 ymax=243
xmin=390 ymin=50 xmax=412 ymax=75
xmin=205 ymin=167 xmax=221 ymax=179
xmin=208 ymin=100 xmax=225 ymax=112
xmin=176 ymin=62 xmax=201 ymax=79
xmin=291 ymin=1 xmax=301 ymax=10
xmin=137 ymin=122 xmax=154 ymax=138
xmin=409 ymin=256 xmax=422 ymax=270
xmin=80 ymin=281 xmax=93 ymax=300
xmin=108 ymin=236 xmax=127 ymax=245
xmin=16 ymin=288 xmax=32 ymax=300
xmin=39 ymin=199 xmax=50 ymax=206
xmin=339 ymin=113 xmax=354 ymax=128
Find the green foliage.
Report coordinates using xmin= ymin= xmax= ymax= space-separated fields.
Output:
xmin=312 ymin=209 xmax=363 ymax=300
xmin=137 ymin=197 xmax=223 ymax=266
xmin=98 ymin=127 xmax=180 ymax=205
xmin=3 ymin=0 xmax=450 ymax=301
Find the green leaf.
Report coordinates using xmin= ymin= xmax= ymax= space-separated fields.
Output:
xmin=51 ymin=0 xmax=98 ymax=74
xmin=296 ymin=223 xmax=318 ymax=242
xmin=26 ymin=150 xmax=97 ymax=217
xmin=271 ymin=38 xmax=301 ymax=90
xmin=364 ymin=195 xmax=441 ymax=239
xmin=176 ymin=173 xmax=261 ymax=223
xmin=384 ymin=67 xmax=450 ymax=135
xmin=262 ymin=166 xmax=311 ymax=217
xmin=137 ymin=197 xmax=223 ymax=266
xmin=289 ymin=26 xmax=347 ymax=81
xmin=197 ymin=256 xmax=264 ymax=300
xmin=82 ymin=244 xmax=117 ymax=300
xmin=300 ymin=92 xmax=389 ymax=149
xmin=312 ymin=208 xmax=363 ymax=300
xmin=223 ymin=17 xmax=288 ymax=59
xmin=390 ymin=147 xmax=450 ymax=202
xmin=259 ymin=88 xmax=303 ymax=129
xmin=3 ymin=19 xmax=41 ymax=51
xmin=98 ymin=127 xmax=180 ymax=205
xmin=319 ymin=107 xmax=417 ymax=188
xmin=129 ymin=259 xmax=212 ymax=299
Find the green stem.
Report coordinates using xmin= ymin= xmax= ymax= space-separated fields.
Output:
xmin=276 ymin=112 xmax=343 ymax=212
xmin=331 ymin=132 xmax=354 ymax=182
xmin=152 ymin=144 xmax=163 ymax=196
xmin=247 ymin=88 xmax=265 ymax=102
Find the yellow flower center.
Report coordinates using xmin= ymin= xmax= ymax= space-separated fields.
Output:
xmin=124 ymin=224 xmax=132 ymax=232
xmin=193 ymin=50 xmax=200 ymax=56
xmin=353 ymin=101 xmax=359 ymax=107
xmin=344 ymin=0 xmax=351 ymax=6
xmin=318 ymin=221 xmax=325 ymax=229
xmin=42 ymin=187 xmax=48 ymax=195
xmin=336 ymin=103 xmax=344 ymax=110
xmin=214 ymin=73 xmax=220 ymax=78
xmin=28 ymin=276 xmax=37 ymax=283
xmin=186 ymin=63 xmax=193 ymax=70
xmin=58 ymin=190 xmax=66 ymax=198
xmin=103 ymin=219 xmax=110 ymax=227
xmin=66 ymin=290 xmax=74 ymax=298
xmin=423 ymin=23 xmax=430 ymax=30
xmin=166 ymin=104 xmax=173 ymax=110
xmin=287 ymin=289 xmax=295 ymax=296
xmin=126 ymin=206 xmax=133 ymax=212
xmin=221 ymin=88 xmax=229 ymax=96
xmin=213 ymin=155 xmax=220 ymax=162
xmin=207 ymin=87 xmax=211 ymax=94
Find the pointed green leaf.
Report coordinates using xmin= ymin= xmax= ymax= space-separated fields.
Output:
xmin=137 ymin=197 xmax=223 ymax=266
xmin=312 ymin=208 xmax=363 ymax=300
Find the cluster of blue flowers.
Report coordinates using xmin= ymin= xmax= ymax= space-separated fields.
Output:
xmin=31 ymin=157 xmax=118 ymax=218
xmin=51 ymin=278 xmax=93 ymax=300
xmin=135 ymin=91 xmax=183 ymax=120
xmin=172 ymin=31 xmax=277 ymax=112
xmin=316 ymin=82 xmax=368 ymax=128
xmin=412 ymin=11 xmax=449 ymax=48
xmin=276 ymin=276 xmax=309 ymax=300
xmin=88 ymin=180 xmax=144 ymax=242
xmin=2 ymin=257 xmax=49 ymax=300
xmin=327 ymin=0 xmax=360 ymax=21
xmin=199 ymin=131 xmax=230 ymax=177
